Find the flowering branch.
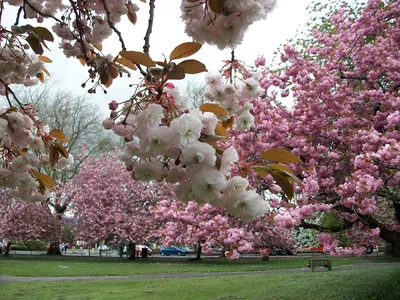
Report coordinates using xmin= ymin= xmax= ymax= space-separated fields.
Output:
xmin=23 ymin=0 xmax=64 ymax=24
xmin=68 ymin=0 xmax=89 ymax=62
xmin=143 ymin=0 xmax=155 ymax=55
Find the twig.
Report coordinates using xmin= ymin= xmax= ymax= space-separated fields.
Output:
xmin=0 ymin=0 xmax=4 ymax=23
xmin=230 ymin=50 xmax=235 ymax=84
xmin=143 ymin=0 xmax=155 ymax=55
xmin=68 ymin=0 xmax=89 ymax=62
xmin=100 ymin=0 xmax=126 ymax=51
xmin=14 ymin=7 xmax=23 ymax=25
xmin=23 ymin=0 xmax=64 ymax=24
xmin=0 ymin=79 xmax=24 ymax=108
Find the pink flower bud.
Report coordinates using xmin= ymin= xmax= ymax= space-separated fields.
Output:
xmin=108 ymin=100 xmax=118 ymax=110
xmin=102 ymin=118 xmax=114 ymax=130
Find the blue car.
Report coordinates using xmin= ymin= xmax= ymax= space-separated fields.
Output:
xmin=160 ymin=246 xmax=186 ymax=256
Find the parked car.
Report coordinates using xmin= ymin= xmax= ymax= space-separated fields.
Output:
xmin=0 ymin=241 xmax=4 ymax=254
xmin=269 ymin=247 xmax=295 ymax=256
xmin=297 ymin=245 xmax=324 ymax=253
xmin=160 ymin=246 xmax=186 ymax=256
xmin=135 ymin=245 xmax=153 ymax=256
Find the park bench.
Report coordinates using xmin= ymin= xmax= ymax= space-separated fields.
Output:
xmin=307 ymin=258 xmax=332 ymax=272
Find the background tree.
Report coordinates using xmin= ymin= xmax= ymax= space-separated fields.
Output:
xmin=0 ymin=189 xmax=61 ymax=256
xmin=152 ymin=199 xmax=296 ymax=260
xmin=68 ymin=154 xmax=175 ymax=259
xmin=185 ymin=79 xmax=207 ymax=108
xmin=230 ymin=0 xmax=400 ymax=255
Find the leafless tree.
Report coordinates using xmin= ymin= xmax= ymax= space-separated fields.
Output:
xmin=185 ymin=78 xmax=207 ymax=108
xmin=8 ymin=80 xmax=121 ymax=183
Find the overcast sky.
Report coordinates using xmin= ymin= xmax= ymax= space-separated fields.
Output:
xmin=4 ymin=0 xmax=327 ymax=113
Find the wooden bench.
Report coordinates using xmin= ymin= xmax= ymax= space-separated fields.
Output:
xmin=307 ymin=258 xmax=332 ymax=272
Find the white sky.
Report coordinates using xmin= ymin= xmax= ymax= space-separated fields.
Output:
xmin=4 ymin=0 xmax=326 ymax=114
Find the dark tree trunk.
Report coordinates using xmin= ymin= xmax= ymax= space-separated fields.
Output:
xmin=128 ymin=241 xmax=136 ymax=260
xmin=220 ymin=247 xmax=226 ymax=258
xmin=195 ymin=243 xmax=202 ymax=260
xmin=4 ymin=242 xmax=12 ymax=256
xmin=46 ymin=242 xmax=62 ymax=255
xmin=379 ymin=228 xmax=400 ymax=257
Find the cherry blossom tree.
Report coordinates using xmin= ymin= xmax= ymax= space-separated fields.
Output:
xmin=1 ymin=0 xmax=297 ymax=223
xmin=0 ymin=189 xmax=61 ymax=255
xmin=68 ymin=154 xmax=175 ymax=258
xmin=229 ymin=0 xmax=400 ymax=256
xmin=152 ymin=198 xmax=295 ymax=260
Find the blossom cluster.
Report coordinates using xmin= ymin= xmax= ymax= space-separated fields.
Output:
xmin=105 ymin=69 xmax=269 ymax=220
xmin=0 ymin=48 xmax=43 ymax=96
xmin=0 ymin=105 xmax=73 ymax=201
xmin=181 ymin=0 xmax=277 ymax=50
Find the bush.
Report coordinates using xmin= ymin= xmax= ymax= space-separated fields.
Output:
xmin=13 ymin=241 xmax=46 ymax=251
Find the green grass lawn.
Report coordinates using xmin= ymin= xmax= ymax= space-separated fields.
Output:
xmin=1 ymin=266 xmax=399 ymax=300
xmin=0 ymin=254 xmax=398 ymax=277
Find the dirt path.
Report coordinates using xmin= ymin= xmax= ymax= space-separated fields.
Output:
xmin=1 ymin=262 xmax=399 ymax=283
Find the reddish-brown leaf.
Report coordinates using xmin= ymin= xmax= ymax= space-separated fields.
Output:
xmin=32 ymin=26 xmax=54 ymax=42
xmin=119 ymin=50 xmax=155 ymax=67
xmin=127 ymin=11 xmax=137 ymax=25
xmin=49 ymin=129 xmax=69 ymax=143
xmin=208 ymin=0 xmax=225 ymax=14
xmin=39 ymin=55 xmax=52 ymax=63
xmin=49 ymin=145 xmax=59 ymax=166
xmin=260 ymin=148 xmax=301 ymax=163
xmin=178 ymin=59 xmax=207 ymax=74
xmin=169 ymin=42 xmax=202 ymax=60
xmin=26 ymin=35 xmax=43 ymax=55
xmin=200 ymin=103 xmax=228 ymax=116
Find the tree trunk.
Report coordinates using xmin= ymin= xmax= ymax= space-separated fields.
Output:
xmin=128 ymin=241 xmax=136 ymax=260
xmin=195 ymin=243 xmax=202 ymax=260
xmin=380 ymin=228 xmax=400 ymax=257
xmin=4 ymin=241 xmax=12 ymax=257
xmin=47 ymin=241 xmax=62 ymax=255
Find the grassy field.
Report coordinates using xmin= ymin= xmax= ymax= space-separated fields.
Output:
xmin=1 ymin=266 xmax=399 ymax=300
xmin=0 ymin=255 xmax=398 ymax=277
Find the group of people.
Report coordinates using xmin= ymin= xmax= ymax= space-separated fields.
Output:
xmin=60 ymin=242 xmax=69 ymax=254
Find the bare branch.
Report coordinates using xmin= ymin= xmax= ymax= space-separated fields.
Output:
xmin=23 ymin=0 xmax=64 ymax=24
xmin=143 ymin=0 xmax=155 ymax=55
xmin=68 ymin=0 xmax=90 ymax=62
xmin=100 ymin=0 xmax=126 ymax=51
xmin=0 ymin=79 xmax=24 ymax=108
xmin=14 ymin=6 xmax=23 ymax=25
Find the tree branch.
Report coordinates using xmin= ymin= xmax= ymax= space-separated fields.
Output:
xmin=14 ymin=6 xmax=23 ymax=25
xmin=100 ymin=0 xmax=126 ymax=51
xmin=143 ymin=0 xmax=155 ymax=55
xmin=23 ymin=0 xmax=64 ymax=24
xmin=68 ymin=0 xmax=89 ymax=62
xmin=299 ymin=220 xmax=353 ymax=233
xmin=0 ymin=79 xmax=24 ymax=108
xmin=230 ymin=50 xmax=235 ymax=84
